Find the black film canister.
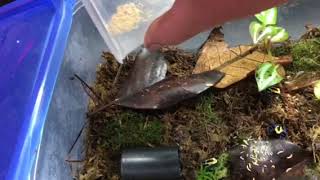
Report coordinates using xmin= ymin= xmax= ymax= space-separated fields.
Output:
xmin=121 ymin=147 xmax=182 ymax=180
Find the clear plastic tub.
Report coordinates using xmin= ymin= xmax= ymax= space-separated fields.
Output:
xmin=82 ymin=0 xmax=174 ymax=63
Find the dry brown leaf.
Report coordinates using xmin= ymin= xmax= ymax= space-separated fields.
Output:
xmin=118 ymin=50 xmax=168 ymax=98
xmin=193 ymin=29 xmax=291 ymax=88
xmin=284 ymin=71 xmax=320 ymax=92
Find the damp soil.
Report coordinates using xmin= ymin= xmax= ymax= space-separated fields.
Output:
xmin=80 ymin=41 xmax=320 ymax=180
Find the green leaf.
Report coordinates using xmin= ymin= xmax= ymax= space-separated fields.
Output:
xmin=314 ymin=81 xmax=320 ymax=100
xmin=270 ymin=27 xmax=289 ymax=43
xmin=255 ymin=62 xmax=285 ymax=92
xmin=255 ymin=7 xmax=278 ymax=25
xmin=255 ymin=26 xmax=278 ymax=43
xmin=249 ymin=21 xmax=264 ymax=44
xmin=255 ymin=26 xmax=289 ymax=43
xmin=250 ymin=7 xmax=289 ymax=44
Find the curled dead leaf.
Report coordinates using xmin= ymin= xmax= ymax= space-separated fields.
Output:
xmin=115 ymin=70 xmax=224 ymax=109
xmin=118 ymin=49 xmax=168 ymax=98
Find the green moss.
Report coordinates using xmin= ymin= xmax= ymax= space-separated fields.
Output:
xmin=196 ymin=153 xmax=230 ymax=180
xmin=196 ymin=94 xmax=220 ymax=124
xmin=305 ymin=163 xmax=320 ymax=178
xmin=290 ymin=38 xmax=320 ymax=72
xmin=103 ymin=111 xmax=163 ymax=151
xmin=271 ymin=39 xmax=320 ymax=72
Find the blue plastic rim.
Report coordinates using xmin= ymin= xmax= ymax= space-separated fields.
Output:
xmin=0 ymin=0 xmax=74 ymax=179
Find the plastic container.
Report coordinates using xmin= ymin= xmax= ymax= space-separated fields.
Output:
xmin=82 ymin=0 xmax=174 ymax=63
xmin=0 ymin=0 xmax=74 ymax=179
xmin=34 ymin=0 xmax=319 ymax=179
xmin=0 ymin=0 xmax=316 ymax=179
xmin=32 ymin=2 xmax=111 ymax=179
xmin=36 ymin=0 xmax=319 ymax=179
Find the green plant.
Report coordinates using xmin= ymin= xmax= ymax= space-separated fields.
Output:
xmin=249 ymin=7 xmax=289 ymax=45
xmin=196 ymin=153 xmax=230 ymax=180
xmin=255 ymin=62 xmax=285 ymax=92
xmin=249 ymin=7 xmax=289 ymax=91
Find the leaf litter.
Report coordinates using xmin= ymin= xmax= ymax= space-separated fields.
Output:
xmin=284 ymin=71 xmax=320 ymax=92
xmin=81 ymin=28 xmax=320 ymax=180
xmin=115 ymin=70 xmax=224 ymax=109
xmin=116 ymin=47 xmax=224 ymax=110
xmin=193 ymin=28 xmax=292 ymax=89
xmin=117 ymin=48 xmax=168 ymax=98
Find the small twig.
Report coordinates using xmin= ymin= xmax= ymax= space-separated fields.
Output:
xmin=312 ymin=142 xmax=317 ymax=163
xmin=143 ymin=117 xmax=149 ymax=129
xmin=112 ymin=64 xmax=123 ymax=86
xmin=88 ymin=53 xmax=143 ymax=117
xmin=74 ymin=74 xmax=95 ymax=96
xmin=274 ymin=55 xmax=293 ymax=65
xmin=74 ymin=74 xmax=102 ymax=105
xmin=229 ymin=48 xmax=241 ymax=56
xmin=87 ymin=101 xmax=116 ymax=117
xmin=67 ymin=121 xmax=88 ymax=156
xmin=216 ymin=45 xmax=259 ymax=71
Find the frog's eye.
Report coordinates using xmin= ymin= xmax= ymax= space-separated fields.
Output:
xmin=275 ymin=126 xmax=284 ymax=134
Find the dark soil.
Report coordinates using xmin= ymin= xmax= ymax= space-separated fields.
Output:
xmin=81 ymin=40 xmax=320 ymax=180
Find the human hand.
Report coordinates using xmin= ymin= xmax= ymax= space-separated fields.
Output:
xmin=144 ymin=0 xmax=287 ymax=51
